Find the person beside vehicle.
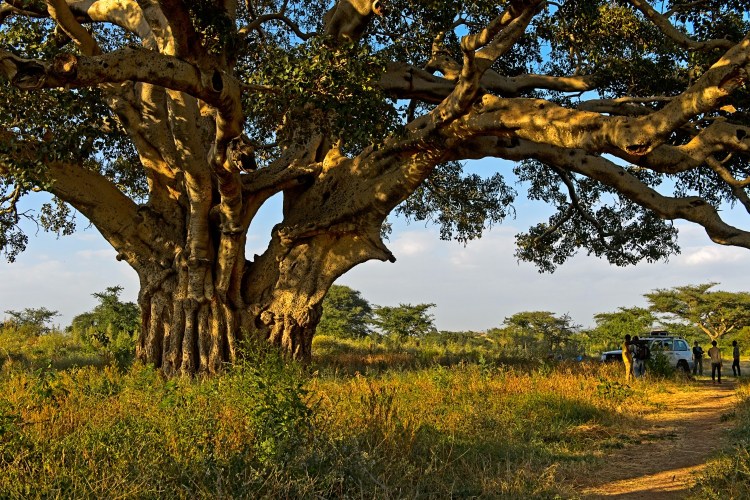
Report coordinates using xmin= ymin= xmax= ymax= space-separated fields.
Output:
xmin=622 ymin=334 xmax=634 ymax=383
xmin=708 ymin=340 xmax=722 ymax=384
xmin=733 ymin=340 xmax=741 ymax=377
xmin=633 ymin=335 xmax=649 ymax=377
xmin=692 ymin=341 xmax=704 ymax=376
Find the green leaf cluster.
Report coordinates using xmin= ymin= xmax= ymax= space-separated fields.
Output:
xmin=397 ymin=161 xmax=516 ymax=243
xmin=318 ymin=285 xmax=373 ymax=339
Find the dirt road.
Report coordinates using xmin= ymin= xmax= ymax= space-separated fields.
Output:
xmin=576 ymin=378 xmax=738 ymax=499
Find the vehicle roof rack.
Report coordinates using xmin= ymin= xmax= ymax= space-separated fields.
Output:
xmin=648 ymin=330 xmax=670 ymax=336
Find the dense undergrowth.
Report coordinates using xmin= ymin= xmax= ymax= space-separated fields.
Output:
xmin=0 ymin=329 xmax=721 ymax=498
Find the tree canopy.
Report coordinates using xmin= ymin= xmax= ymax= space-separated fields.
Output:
xmin=586 ymin=306 xmax=656 ymax=351
xmin=70 ymin=285 xmax=140 ymax=344
xmin=372 ymin=303 xmax=437 ymax=339
xmin=490 ymin=311 xmax=581 ymax=356
xmin=0 ymin=0 xmax=748 ymax=373
xmin=317 ymin=284 xmax=373 ymax=338
xmin=3 ymin=307 xmax=59 ymax=333
xmin=646 ymin=283 xmax=750 ymax=342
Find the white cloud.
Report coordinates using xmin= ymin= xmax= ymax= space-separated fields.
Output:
xmin=681 ymin=246 xmax=742 ymax=266
xmin=390 ymin=230 xmax=435 ymax=256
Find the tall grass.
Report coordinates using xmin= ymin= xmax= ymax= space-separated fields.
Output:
xmin=0 ymin=330 xmax=685 ymax=498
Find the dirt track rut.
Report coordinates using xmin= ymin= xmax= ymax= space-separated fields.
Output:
xmin=576 ymin=379 xmax=738 ymax=499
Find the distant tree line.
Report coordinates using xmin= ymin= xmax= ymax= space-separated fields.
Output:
xmin=4 ymin=282 xmax=750 ymax=363
xmin=319 ymin=283 xmax=750 ymax=356
xmin=317 ymin=285 xmax=438 ymax=341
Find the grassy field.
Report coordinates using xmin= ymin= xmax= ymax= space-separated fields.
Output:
xmin=0 ymin=329 xmax=747 ymax=498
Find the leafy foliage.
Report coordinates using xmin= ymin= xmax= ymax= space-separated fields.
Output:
xmin=585 ymin=307 xmax=657 ymax=354
xmin=69 ymin=286 xmax=139 ymax=370
xmin=318 ymin=285 xmax=373 ymax=338
xmin=396 ymin=161 xmax=516 ymax=243
xmin=513 ymin=161 xmax=680 ymax=272
xmin=372 ymin=303 xmax=437 ymax=340
xmin=645 ymin=283 xmax=750 ymax=342
xmin=243 ymin=39 xmax=401 ymax=155
xmin=3 ymin=307 xmax=59 ymax=334
xmin=489 ymin=311 xmax=583 ymax=358
xmin=0 ymin=0 xmax=748 ymax=271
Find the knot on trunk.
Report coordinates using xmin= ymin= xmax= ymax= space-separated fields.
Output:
xmin=260 ymin=310 xmax=275 ymax=325
xmin=52 ymin=52 xmax=78 ymax=77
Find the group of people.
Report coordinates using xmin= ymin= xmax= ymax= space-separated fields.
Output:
xmin=621 ymin=335 xmax=742 ymax=384
xmin=621 ymin=334 xmax=651 ymax=382
xmin=692 ymin=339 xmax=742 ymax=384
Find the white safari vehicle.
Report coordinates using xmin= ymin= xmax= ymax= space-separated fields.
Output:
xmin=600 ymin=331 xmax=694 ymax=372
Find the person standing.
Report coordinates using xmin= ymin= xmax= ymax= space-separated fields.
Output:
xmin=622 ymin=334 xmax=634 ymax=383
xmin=692 ymin=341 xmax=704 ymax=376
xmin=733 ymin=340 xmax=741 ymax=377
xmin=708 ymin=340 xmax=722 ymax=384
xmin=633 ymin=336 xmax=647 ymax=378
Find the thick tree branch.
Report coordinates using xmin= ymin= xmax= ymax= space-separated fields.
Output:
xmin=446 ymin=135 xmax=750 ymax=249
xmin=0 ymin=47 xmax=242 ymax=126
xmin=46 ymin=160 xmax=161 ymax=269
xmin=631 ymin=120 xmax=750 ymax=174
xmin=46 ymin=0 xmax=102 ymax=55
xmin=155 ymin=0 xmax=198 ymax=58
xmin=132 ymin=0 xmax=174 ymax=52
xmin=577 ymin=96 xmax=674 ymax=117
xmin=627 ymin=0 xmax=734 ymax=52
xmin=67 ymin=0 xmax=158 ymax=49
xmin=432 ymin=0 xmax=542 ymax=126
xmin=425 ymin=45 xmax=595 ymax=97
xmin=634 ymin=34 xmax=750 ymax=151
xmin=381 ymin=63 xmax=595 ymax=101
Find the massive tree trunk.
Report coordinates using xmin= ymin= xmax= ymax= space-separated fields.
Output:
xmin=133 ymin=138 xmax=404 ymax=374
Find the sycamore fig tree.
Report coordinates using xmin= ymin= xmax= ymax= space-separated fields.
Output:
xmin=0 ymin=0 xmax=748 ymax=375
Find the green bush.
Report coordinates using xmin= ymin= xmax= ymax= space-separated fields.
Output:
xmin=647 ymin=347 xmax=675 ymax=378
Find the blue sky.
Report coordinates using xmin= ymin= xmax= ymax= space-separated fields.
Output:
xmin=2 ymin=159 xmax=750 ymax=331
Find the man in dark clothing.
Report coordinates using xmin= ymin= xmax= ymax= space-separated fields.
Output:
xmin=708 ymin=340 xmax=722 ymax=384
xmin=692 ymin=341 xmax=704 ymax=376
xmin=733 ymin=340 xmax=741 ymax=377
xmin=633 ymin=336 xmax=649 ymax=377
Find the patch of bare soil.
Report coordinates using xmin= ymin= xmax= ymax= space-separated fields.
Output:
xmin=575 ymin=378 xmax=738 ymax=499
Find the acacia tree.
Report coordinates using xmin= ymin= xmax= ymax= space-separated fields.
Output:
xmin=498 ymin=311 xmax=580 ymax=355
xmin=646 ymin=283 xmax=750 ymax=342
xmin=0 ymin=0 xmax=748 ymax=375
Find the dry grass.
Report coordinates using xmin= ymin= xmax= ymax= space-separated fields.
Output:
xmin=0 ymin=331 xmax=695 ymax=498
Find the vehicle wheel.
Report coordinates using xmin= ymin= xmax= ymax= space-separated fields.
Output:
xmin=677 ymin=360 xmax=690 ymax=373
